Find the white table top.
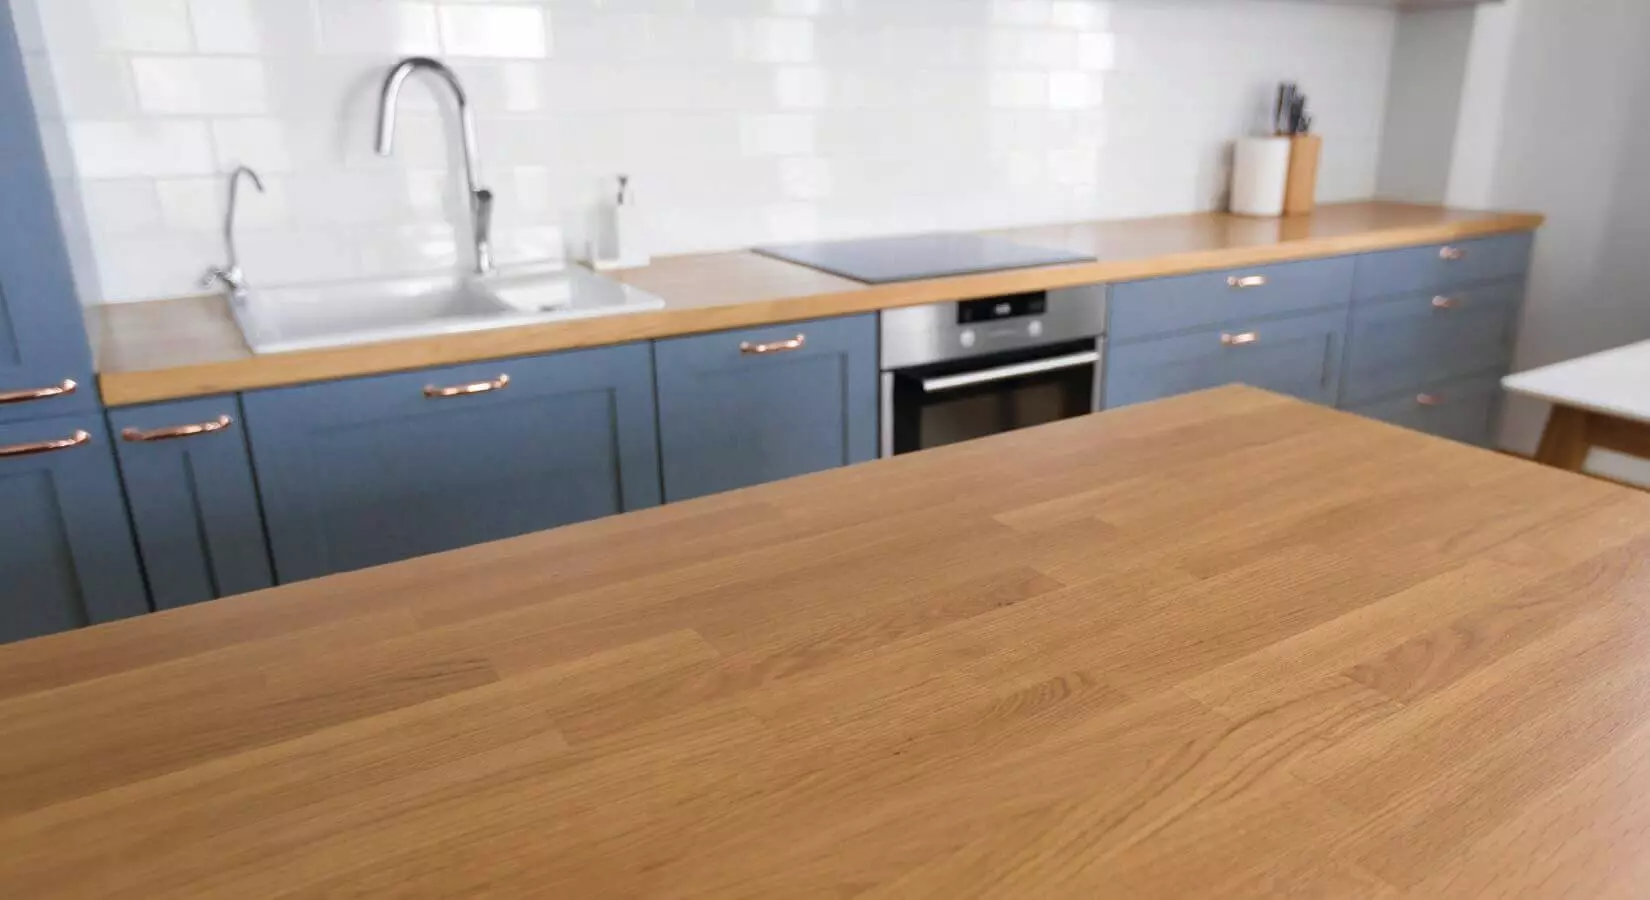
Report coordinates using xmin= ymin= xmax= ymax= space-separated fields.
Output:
xmin=1502 ymin=339 xmax=1650 ymax=424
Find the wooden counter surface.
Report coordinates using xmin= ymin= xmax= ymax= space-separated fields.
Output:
xmin=3 ymin=386 xmax=1647 ymax=898
xmin=91 ymin=201 xmax=1543 ymax=406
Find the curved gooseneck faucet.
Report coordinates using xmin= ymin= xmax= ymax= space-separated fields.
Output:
xmin=202 ymin=165 xmax=266 ymax=301
xmin=376 ymin=57 xmax=494 ymax=276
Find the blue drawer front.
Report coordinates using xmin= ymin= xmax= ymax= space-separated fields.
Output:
xmin=1354 ymin=232 xmax=1533 ymax=300
xmin=1109 ymin=256 xmax=1354 ymax=343
xmin=1348 ymin=373 xmax=1503 ymax=447
xmin=109 ymin=396 xmax=275 ymax=609
xmin=244 ymin=343 xmax=662 ymax=583
xmin=0 ymin=413 xmax=148 ymax=642
xmin=1342 ymin=280 xmax=1522 ymax=406
xmin=655 ymin=314 xmax=878 ymax=502
xmin=1104 ymin=309 xmax=1346 ymax=409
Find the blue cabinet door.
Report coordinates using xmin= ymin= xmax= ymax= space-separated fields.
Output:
xmin=1109 ymin=256 xmax=1354 ymax=343
xmin=0 ymin=413 xmax=149 ymax=643
xmin=1105 ymin=310 xmax=1347 ymax=409
xmin=1341 ymin=280 xmax=1523 ymax=406
xmin=1353 ymin=233 xmax=1533 ymax=301
xmin=108 ymin=396 xmax=274 ymax=609
xmin=242 ymin=343 xmax=662 ymax=583
xmin=0 ymin=3 xmax=95 ymax=424
xmin=654 ymin=314 xmax=878 ymax=502
xmin=1347 ymin=373 xmax=1503 ymax=447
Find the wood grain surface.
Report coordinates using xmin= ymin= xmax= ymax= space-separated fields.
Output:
xmin=91 ymin=202 xmax=1543 ymax=406
xmin=2 ymin=386 xmax=1644 ymax=898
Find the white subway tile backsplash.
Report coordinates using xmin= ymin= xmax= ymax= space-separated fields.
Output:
xmin=210 ymin=117 xmax=293 ymax=173
xmin=68 ymin=120 xmax=215 ymax=179
xmin=739 ymin=113 xmax=816 ymax=157
xmin=155 ymin=175 xmax=288 ymax=230
xmin=437 ymin=5 xmax=549 ymax=59
xmin=78 ymin=180 xmax=162 ymax=234
xmin=188 ymin=0 xmax=261 ymax=54
xmin=22 ymin=0 xmax=1396 ymax=304
xmin=95 ymin=231 xmax=222 ymax=303
xmin=38 ymin=54 xmax=137 ymax=118
xmin=132 ymin=57 xmax=269 ymax=115
xmin=90 ymin=0 xmax=192 ymax=53
xmin=319 ymin=0 xmax=439 ymax=55
xmin=1076 ymin=31 xmax=1116 ymax=70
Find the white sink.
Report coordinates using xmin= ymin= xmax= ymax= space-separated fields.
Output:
xmin=232 ymin=266 xmax=666 ymax=355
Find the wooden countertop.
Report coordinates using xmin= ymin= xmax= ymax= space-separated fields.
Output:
xmin=91 ymin=201 xmax=1543 ymax=406
xmin=4 ymin=386 xmax=1647 ymax=898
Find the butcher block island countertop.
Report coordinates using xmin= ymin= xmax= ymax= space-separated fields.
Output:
xmin=89 ymin=201 xmax=1542 ymax=406
xmin=5 ymin=387 xmax=1650 ymax=898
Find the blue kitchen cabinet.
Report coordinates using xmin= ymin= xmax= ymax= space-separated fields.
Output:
xmin=242 ymin=343 xmax=662 ymax=583
xmin=0 ymin=3 xmax=96 ymax=424
xmin=108 ymin=396 xmax=274 ymax=609
xmin=1105 ymin=309 xmax=1347 ymax=409
xmin=654 ymin=314 xmax=878 ymax=502
xmin=1340 ymin=280 xmax=1523 ymax=406
xmin=1347 ymin=373 xmax=1504 ymax=447
xmin=1109 ymin=256 xmax=1355 ymax=343
xmin=1353 ymin=233 xmax=1533 ymax=301
xmin=0 ymin=413 xmax=149 ymax=643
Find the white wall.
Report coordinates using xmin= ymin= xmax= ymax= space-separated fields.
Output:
xmin=1375 ymin=6 xmax=1472 ymax=204
xmin=1447 ymin=0 xmax=1650 ymax=457
xmin=9 ymin=0 xmax=1397 ymax=305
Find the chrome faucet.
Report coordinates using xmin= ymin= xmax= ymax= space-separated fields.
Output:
xmin=376 ymin=57 xmax=494 ymax=276
xmin=201 ymin=165 xmax=265 ymax=302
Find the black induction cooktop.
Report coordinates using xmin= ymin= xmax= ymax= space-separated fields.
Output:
xmin=753 ymin=233 xmax=1095 ymax=284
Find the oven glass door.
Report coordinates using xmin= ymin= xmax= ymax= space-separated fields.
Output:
xmin=888 ymin=339 xmax=1099 ymax=456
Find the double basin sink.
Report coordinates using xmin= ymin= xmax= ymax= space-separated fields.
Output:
xmin=232 ymin=265 xmax=666 ymax=355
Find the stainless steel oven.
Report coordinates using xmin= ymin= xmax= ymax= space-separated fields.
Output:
xmin=880 ymin=286 xmax=1107 ymax=457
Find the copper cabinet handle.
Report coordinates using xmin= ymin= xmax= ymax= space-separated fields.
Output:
xmin=121 ymin=415 xmax=233 ymax=442
xmin=1221 ymin=331 xmax=1260 ymax=347
xmin=0 ymin=429 xmax=91 ymax=458
xmin=1417 ymin=393 xmax=1445 ymax=406
xmin=1227 ymin=275 xmax=1268 ymax=289
xmin=0 ymin=379 xmax=77 ymax=406
xmin=1432 ymin=295 xmax=1461 ymax=310
xmin=1439 ymin=246 xmax=1466 ymax=261
xmin=740 ymin=334 xmax=807 ymax=355
xmin=424 ymin=374 xmax=511 ymax=399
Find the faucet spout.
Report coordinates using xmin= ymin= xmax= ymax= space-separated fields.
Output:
xmin=376 ymin=56 xmax=494 ymax=276
xmin=202 ymin=165 xmax=265 ymax=301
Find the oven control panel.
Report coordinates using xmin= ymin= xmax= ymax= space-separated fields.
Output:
xmin=880 ymin=284 xmax=1107 ymax=370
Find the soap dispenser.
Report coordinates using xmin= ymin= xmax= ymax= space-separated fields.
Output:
xmin=592 ymin=174 xmax=650 ymax=270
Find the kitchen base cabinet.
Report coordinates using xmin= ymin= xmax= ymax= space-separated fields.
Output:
xmin=1341 ymin=281 xmax=1522 ymax=406
xmin=0 ymin=1 xmax=97 ymax=425
xmin=243 ymin=343 xmax=662 ymax=584
xmin=0 ymin=414 xmax=148 ymax=643
xmin=654 ymin=314 xmax=878 ymax=502
xmin=1347 ymin=373 xmax=1503 ymax=447
xmin=109 ymin=396 xmax=274 ymax=609
xmin=1104 ymin=310 xmax=1346 ymax=409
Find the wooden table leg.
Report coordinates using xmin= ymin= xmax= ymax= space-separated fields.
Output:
xmin=1535 ymin=405 xmax=1594 ymax=472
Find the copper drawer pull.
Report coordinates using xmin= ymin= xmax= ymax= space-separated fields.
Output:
xmin=0 ymin=429 xmax=91 ymax=458
xmin=1221 ymin=331 xmax=1260 ymax=347
xmin=1417 ymin=393 xmax=1445 ymax=406
xmin=121 ymin=415 xmax=233 ymax=442
xmin=424 ymin=374 xmax=510 ymax=399
xmin=0 ymin=379 xmax=77 ymax=406
xmin=1439 ymin=246 xmax=1466 ymax=261
xmin=1227 ymin=275 xmax=1268 ymax=289
xmin=740 ymin=334 xmax=807 ymax=355
xmin=1432 ymin=295 xmax=1461 ymax=310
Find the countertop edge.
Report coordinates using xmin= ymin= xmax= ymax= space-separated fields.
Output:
xmin=94 ymin=210 xmax=1545 ymax=407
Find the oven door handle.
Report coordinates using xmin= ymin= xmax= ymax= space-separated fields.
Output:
xmin=921 ymin=350 xmax=1101 ymax=393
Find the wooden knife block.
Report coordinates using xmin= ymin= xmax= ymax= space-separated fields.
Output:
xmin=1284 ymin=135 xmax=1322 ymax=216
